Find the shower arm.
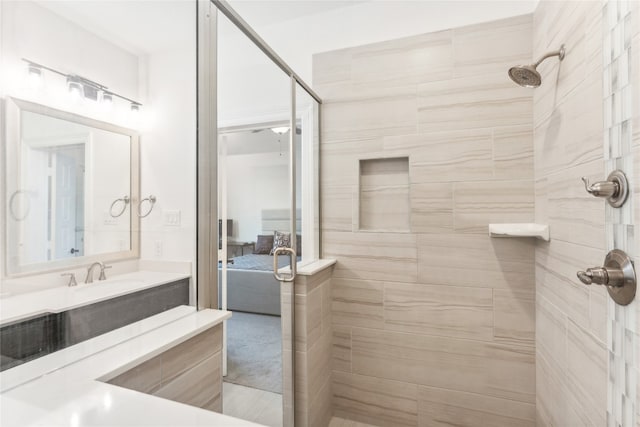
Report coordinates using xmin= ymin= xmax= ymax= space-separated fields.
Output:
xmin=533 ymin=45 xmax=565 ymax=67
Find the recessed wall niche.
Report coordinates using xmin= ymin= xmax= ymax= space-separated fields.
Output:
xmin=358 ymin=157 xmax=410 ymax=231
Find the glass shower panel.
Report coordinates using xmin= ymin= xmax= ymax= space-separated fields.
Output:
xmin=216 ymin=9 xmax=293 ymax=427
xmin=295 ymin=84 xmax=320 ymax=265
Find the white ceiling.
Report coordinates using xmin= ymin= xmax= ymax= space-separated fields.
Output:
xmin=35 ymin=1 xmax=538 ymax=56
xmin=34 ymin=0 xmax=367 ymax=55
xmin=227 ymin=0 xmax=369 ymax=27
xmin=35 ymin=1 xmax=196 ymax=55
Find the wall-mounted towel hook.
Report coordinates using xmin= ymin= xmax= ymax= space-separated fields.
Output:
xmin=138 ymin=195 xmax=157 ymax=218
xmin=581 ymin=170 xmax=628 ymax=208
xmin=109 ymin=195 xmax=130 ymax=218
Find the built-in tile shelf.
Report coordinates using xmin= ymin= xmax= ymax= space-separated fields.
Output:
xmin=488 ymin=223 xmax=550 ymax=241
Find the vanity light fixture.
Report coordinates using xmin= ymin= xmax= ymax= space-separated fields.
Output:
xmin=26 ymin=63 xmax=43 ymax=88
xmin=101 ymin=91 xmax=113 ymax=106
xmin=66 ymin=76 xmax=83 ymax=99
xmin=22 ymin=58 xmax=142 ymax=111
xmin=270 ymin=126 xmax=289 ymax=135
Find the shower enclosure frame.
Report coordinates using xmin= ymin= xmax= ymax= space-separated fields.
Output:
xmin=196 ymin=1 xmax=323 ymax=425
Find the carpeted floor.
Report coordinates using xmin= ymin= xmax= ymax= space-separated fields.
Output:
xmin=225 ymin=311 xmax=282 ymax=394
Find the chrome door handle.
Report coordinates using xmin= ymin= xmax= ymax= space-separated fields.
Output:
xmin=273 ymin=247 xmax=297 ymax=282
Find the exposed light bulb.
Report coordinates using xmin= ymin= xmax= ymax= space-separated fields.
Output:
xmin=67 ymin=77 xmax=83 ymax=101
xmin=26 ymin=64 xmax=43 ymax=89
xmin=101 ymin=91 xmax=113 ymax=107
xmin=69 ymin=85 xmax=81 ymax=100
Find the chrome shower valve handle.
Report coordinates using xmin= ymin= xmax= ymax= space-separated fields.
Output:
xmin=577 ymin=267 xmax=609 ymax=285
xmin=580 ymin=170 xmax=628 ymax=208
xmin=577 ymin=267 xmax=619 ymax=287
xmin=576 ymin=249 xmax=636 ymax=305
xmin=581 ymin=177 xmax=619 ymax=198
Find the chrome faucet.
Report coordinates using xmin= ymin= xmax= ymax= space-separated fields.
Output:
xmin=85 ymin=262 xmax=111 ymax=283
xmin=61 ymin=272 xmax=78 ymax=287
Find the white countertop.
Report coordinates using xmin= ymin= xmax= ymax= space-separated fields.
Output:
xmin=0 ymin=270 xmax=190 ymax=326
xmin=1 ymin=305 xmax=196 ymax=392
xmin=1 ymin=307 xmax=262 ymax=426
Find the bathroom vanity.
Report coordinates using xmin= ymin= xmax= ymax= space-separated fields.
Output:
xmin=0 ymin=306 xmax=261 ymax=426
xmin=0 ymin=272 xmax=189 ymax=371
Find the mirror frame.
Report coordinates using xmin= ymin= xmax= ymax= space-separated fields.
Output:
xmin=3 ymin=97 xmax=140 ymax=277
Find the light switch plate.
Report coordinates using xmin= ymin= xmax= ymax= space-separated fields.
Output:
xmin=103 ymin=212 xmax=117 ymax=226
xmin=163 ymin=210 xmax=181 ymax=227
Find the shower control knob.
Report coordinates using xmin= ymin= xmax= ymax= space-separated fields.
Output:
xmin=576 ymin=268 xmax=608 ymax=285
xmin=581 ymin=178 xmax=618 ymax=198
xmin=576 ymin=249 xmax=636 ymax=305
xmin=581 ymin=170 xmax=629 ymax=208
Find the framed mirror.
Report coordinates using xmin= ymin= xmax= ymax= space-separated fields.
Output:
xmin=3 ymin=97 xmax=140 ymax=276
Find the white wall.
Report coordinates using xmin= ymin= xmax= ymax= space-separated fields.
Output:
xmin=0 ymin=1 xmax=197 ymax=290
xmin=0 ymin=1 xmax=139 ymax=278
xmin=139 ymin=45 xmax=197 ymax=273
xmin=0 ymin=1 xmax=139 ymax=127
xmin=225 ymin=151 xmax=289 ymax=243
xmin=85 ymin=131 xmax=130 ymax=255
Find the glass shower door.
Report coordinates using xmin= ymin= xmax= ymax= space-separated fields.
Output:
xmin=216 ymin=8 xmax=296 ymax=427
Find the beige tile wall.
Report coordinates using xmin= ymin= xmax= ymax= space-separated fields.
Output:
xmin=282 ymin=266 xmax=334 ymax=427
xmin=106 ymin=324 xmax=223 ymax=412
xmin=533 ymin=1 xmax=611 ymax=426
xmin=314 ymin=14 xmax=536 ymax=427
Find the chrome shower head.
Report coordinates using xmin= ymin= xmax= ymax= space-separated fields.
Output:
xmin=508 ymin=44 xmax=565 ymax=88
xmin=508 ymin=65 xmax=541 ymax=88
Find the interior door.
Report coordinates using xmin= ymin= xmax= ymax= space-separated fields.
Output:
xmin=54 ymin=150 xmax=77 ymax=259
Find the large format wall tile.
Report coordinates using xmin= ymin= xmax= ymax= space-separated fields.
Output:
xmin=493 ymin=289 xmax=535 ymax=347
xmin=493 ymin=125 xmax=534 ymax=180
xmin=324 ymin=231 xmax=417 ymax=282
xmin=322 ymin=95 xmax=418 ymax=142
xmin=409 ymin=182 xmax=454 ymax=233
xmin=332 ymin=325 xmax=351 ymax=373
xmin=321 ymin=138 xmax=384 ymax=187
xmin=351 ymin=327 xmax=535 ymax=403
xmin=417 ymin=233 xmax=535 ymax=290
xmin=350 ymin=30 xmax=453 ymax=95
xmin=566 ymin=320 xmax=607 ymax=426
xmin=333 ymin=371 xmax=418 ymax=427
xmin=417 ymin=73 xmax=532 ymax=133
xmin=533 ymin=1 xmax=611 ymax=426
xmin=386 ymin=130 xmax=494 ymax=184
xmin=418 ymin=385 xmax=536 ymax=427
xmin=534 ymin=239 xmax=600 ymax=328
xmin=315 ymin=12 xmax=536 ymax=427
xmin=332 ymin=278 xmax=384 ymax=329
xmin=453 ymin=14 xmax=533 ymax=78
xmin=453 ymin=180 xmax=534 ymax=233
xmin=291 ymin=266 xmax=335 ymax=427
xmin=383 ymin=282 xmax=493 ymax=341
